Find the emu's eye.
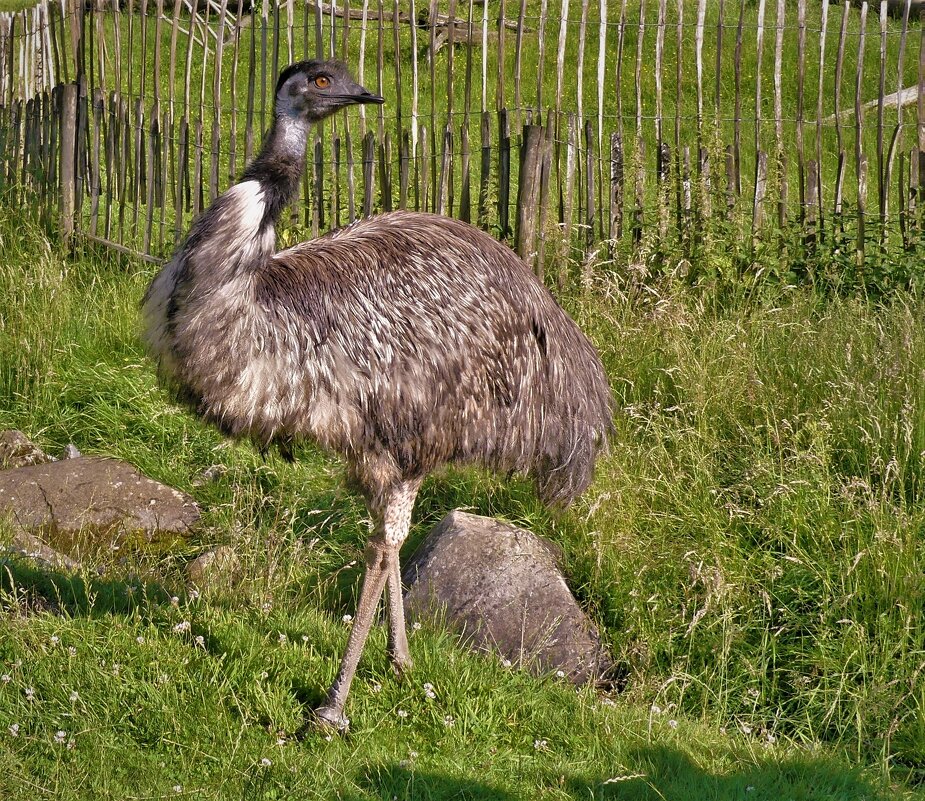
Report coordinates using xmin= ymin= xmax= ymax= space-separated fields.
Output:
xmin=314 ymin=76 xmax=330 ymax=89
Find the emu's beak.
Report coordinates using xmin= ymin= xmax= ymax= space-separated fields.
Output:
xmin=342 ymin=80 xmax=384 ymax=105
xmin=350 ymin=87 xmax=385 ymax=105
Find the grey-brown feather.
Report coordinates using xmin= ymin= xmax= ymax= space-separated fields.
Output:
xmin=144 ymin=204 xmax=612 ymax=513
xmin=261 ymin=211 xmax=612 ymax=508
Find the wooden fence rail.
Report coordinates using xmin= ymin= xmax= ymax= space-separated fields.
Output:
xmin=0 ymin=0 xmax=923 ymax=280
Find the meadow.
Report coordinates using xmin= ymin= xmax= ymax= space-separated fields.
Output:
xmin=1 ymin=1 xmax=925 ymax=797
xmin=3 ymin=190 xmax=925 ymax=798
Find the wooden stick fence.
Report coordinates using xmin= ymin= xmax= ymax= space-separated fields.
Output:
xmin=0 ymin=0 xmax=922 ymax=281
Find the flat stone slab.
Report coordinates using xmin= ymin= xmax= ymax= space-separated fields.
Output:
xmin=0 ymin=430 xmax=53 ymax=471
xmin=6 ymin=531 xmax=80 ymax=572
xmin=403 ymin=510 xmax=612 ymax=685
xmin=0 ymin=456 xmax=200 ymax=544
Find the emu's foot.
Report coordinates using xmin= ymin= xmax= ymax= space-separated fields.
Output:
xmin=311 ymin=704 xmax=350 ymax=733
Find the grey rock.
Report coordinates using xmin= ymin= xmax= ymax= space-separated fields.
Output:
xmin=0 ymin=431 xmax=52 ymax=470
xmin=61 ymin=444 xmax=82 ymax=460
xmin=0 ymin=456 xmax=200 ymax=544
xmin=403 ymin=510 xmax=612 ymax=685
xmin=5 ymin=530 xmax=80 ymax=572
xmin=192 ymin=464 xmax=227 ymax=487
xmin=185 ymin=545 xmax=242 ymax=590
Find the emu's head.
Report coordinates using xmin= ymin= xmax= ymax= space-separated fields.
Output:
xmin=274 ymin=60 xmax=384 ymax=123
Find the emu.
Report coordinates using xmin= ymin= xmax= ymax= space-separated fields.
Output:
xmin=142 ymin=60 xmax=613 ymax=731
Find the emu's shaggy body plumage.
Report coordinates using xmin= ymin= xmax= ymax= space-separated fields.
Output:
xmin=141 ymin=59 xmax=612 ymax=730
xmin=145 ymin=198 xmax=611 ymax=510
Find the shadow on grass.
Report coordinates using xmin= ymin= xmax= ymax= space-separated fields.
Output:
xmin=0 ymin=556 xmax=174 ymax=617
xmin=346 ymin=745 xmax=896 ymax=801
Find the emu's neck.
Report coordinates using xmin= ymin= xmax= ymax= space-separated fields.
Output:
xmin=173 ymin=114 xmax=310 ymax=285
xmin=239 ymin=114 xmax=311 ymax=228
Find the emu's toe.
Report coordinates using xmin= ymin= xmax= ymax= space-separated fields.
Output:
xmin=312 ymin=704 xmax=350 ymax=732
xmin=389 ymin=652 xmax=414 ymax=679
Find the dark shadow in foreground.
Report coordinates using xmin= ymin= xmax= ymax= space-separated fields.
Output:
xmin=0 ymin=555 xmax=174 ymax=618
xmin=345 ymin=746 xmax=898 ymax=801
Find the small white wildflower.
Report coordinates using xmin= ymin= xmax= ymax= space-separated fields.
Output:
xmin=301 ymin=635 xmax=309 ymax=643
xmin=443 ymin=715 xmax=455 ymax=727
xmin=173 ymin=785 xmax=183 ymax=794
xmin=533 ymin=739 xmax=548 ymax=750
xmin=188 ymin=589 xmax=200 ymax=601
xmin=112 ymin=663 xmax=121 ymax=677
xmin=323 ymin=734 xmax=332 ymax=742
xmin=49 ymin=635 xmax=59 ymax=646
xmin=600 ymin=697 xmax=616 ymax=707
xmin=277 ymin=633 xmax=287 ymax=644
xmin=668 ymin=719 xmax=678 ymax=730
xmin=24 ymin=687 xmax=35 ymax=701
xmin=1 ymin=674 xmax=10 ymax=684
xmin=423 ymin=682 xmax=436 ymax=699
xmin=766 ymin=733 xmax=777 ymax=744
xmin=260 ymin=757 xmax=272 ymax=768
xmin=371 ymin=681 xmax=382 ymax=693
xmin=157 ymin=674 xmax=169 ymax=685
xmin=409 ymin=750 xmax=418 ymax=759
xmin=194 ymin=635 xmax=205 ymax=648
xmin=342 ymin=614 xmax=353 ymax=624
xmin=13 ymin=660 xmax=21 ymax=668
xmin=261 ymin=602 xmax=272 ymax=613
xmin=740 ymin=723 xmax=753 ymax=735
xmin=651 ymin=704 xmax=662 ymax=716
xmin=411 ymin=621 xmax=422 ymax=631
xmin=500 ymin=658 xmax=512 ymax=668
xmin=54 ymin=730 xmax=66 ymax=744
xmin=173 ymin=621 xmax=190 ymax=633
xmin=170 ymin=596 xmax=180 ymax=607
xmin=396 ymin=709 xmax=408 ymax=719
xmin=8 ymin=723 xmax=19 ymax=737
xmin=67 ymin=647 xmax=77 ymax=657
xmin=259 ymin=671 xmax=269 ymax=680
xmin=746 ymin=787 xmax=755 ymax=794
xmin=69 ymin=691 xmax=79 ymax=703
xmin=276 ymin=736 xmax=286 ymax=746
xmin=555 ymin=670 xmax=565 ymax=679
xmin=136 ymin=636 xmax=145 ymax=645
xmin=66 ymin=738 xmax=76 ymax=751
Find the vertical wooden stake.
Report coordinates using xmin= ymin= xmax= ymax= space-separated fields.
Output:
xmin=498 ymin=108 xmax=511 ymax=238
xmin=609 ymin=132 xmax=623 ymax=248
xmin=477 ymin=111 xmax=491 ymax=229
xmin=59 ymin=81 xmax=76 ymax=238
xmin=515 ymin=122 xmax=543 ymax=268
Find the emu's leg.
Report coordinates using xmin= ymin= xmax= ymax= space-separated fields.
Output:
xmin=385 ymin=479 xmax=421 ymax=675
xmin=313 ymin=535 xmax=392 ymax=731
xmin=313 ymin=480 xmax=419 ymax=731
xmin=386 ymin=555 xmax=412 ymax=675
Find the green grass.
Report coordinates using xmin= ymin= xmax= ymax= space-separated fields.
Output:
xmin=3 ymin=195 xmax=925 ymax=798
